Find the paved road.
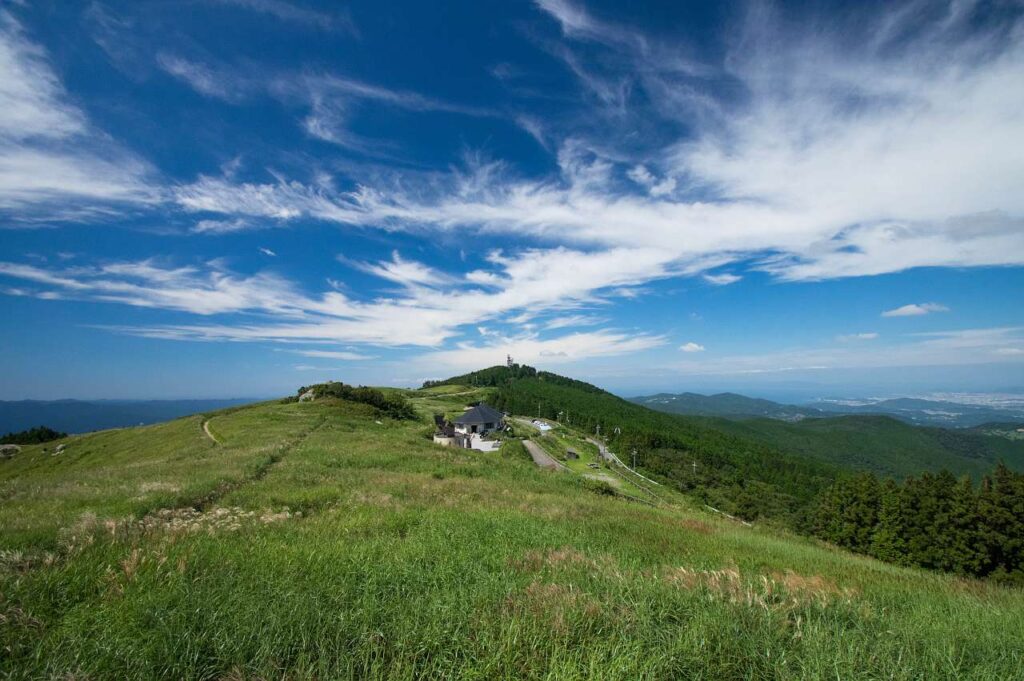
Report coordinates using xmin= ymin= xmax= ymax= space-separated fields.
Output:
xmin=523 ymin=440 xmax=569 ymax=472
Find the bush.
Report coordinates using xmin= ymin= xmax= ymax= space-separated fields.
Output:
xmin=297 ymin=382 xmax=417 ymax=420
xmin=1 ymin=426 xmax=67 ymax=445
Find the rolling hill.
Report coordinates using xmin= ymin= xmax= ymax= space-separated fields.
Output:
xmin=692 ymin=414 xmax=1024 ymax=481
xmin=431 ymin=365 xmax=839 ymax=522
xmin=2 ymin=383 xmax=1022 ymax=679
xmin=630 ymin=392 xmax=824 ymax=421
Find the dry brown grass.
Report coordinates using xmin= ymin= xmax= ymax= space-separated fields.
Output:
xmin=511 ymin=545 xmax=622 ymax=579
xmin=678 ymin=518 xmax=715 ymax=534
xmin=505 ymin=581 xmax=603 ymax=635
xmin=662 ymin=565 xmax=858 ymax=610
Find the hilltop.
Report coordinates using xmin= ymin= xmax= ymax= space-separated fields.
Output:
xmin=1 ymin=374 xmax=1023 ymax=678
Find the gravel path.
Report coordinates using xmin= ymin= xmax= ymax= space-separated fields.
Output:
xmin=523 ymin=440 xmax=569 ymax=472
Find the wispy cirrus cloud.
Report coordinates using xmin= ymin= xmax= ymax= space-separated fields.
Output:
xmin=838 ymin=332 xmax=879 ymax=342
xmin=291 ymin=349 xmax=376 ymax=361
xmin=0 ymin=250 xmax=672 ymax=354
xmin=703 ymin=272 xmax=741 ymax=286
xmin=174 ymin=0 xmax=1024 ymax=290
xmin=882 ymin=303 xmax=949 ymax=318
xmin=209 ymin=0 xmax=356 ymax=34
xmin=417 ymin=329 xmax=666 ymax=375
xmin=156 ymin=53 xmax=255 ymax=103
xmin=667 ymin=327 xmax=1024 ymax=376
xmin=0 ymin=11 xmax=158 ymax=218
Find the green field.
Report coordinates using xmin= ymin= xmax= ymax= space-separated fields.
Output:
xmin=2 ymin=391 xmax=1023 ymax=679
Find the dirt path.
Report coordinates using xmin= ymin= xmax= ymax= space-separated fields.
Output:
xmin=523 ymin=440 xmax=570 ymax=472
xmin=202 ymin=418 xmax=220 ymax=445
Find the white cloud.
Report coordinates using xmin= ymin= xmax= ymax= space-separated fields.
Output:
xmin=679 ymin=342 xmax=705 ymax=352
xmin=292 ymin=349 xmax=375 ymax=361
xmin=882 ymin=303 xmax=950 ymax=317
xmin=166 ymin=2 xmax=1024 ymax=290
xmin=417 ymin=329 xmax=665 ymax=374
xmin=702 ymin=272 xmax=741 ymax=286
xmin=667 ymin=327 xmax=1024 ymax=376
xmin=346 ymin=251 xmax=451 ymax=289
xmin=192 ymin=218 xmax=254 ymax=234
xmin=156 ymin=53 xmax=252 ymax=102
xmin=536 ymin=0 xmax=649 ymax=55
xmin=259 ymin=247 xmax=276 ymax=257
xmin=209 ymin=0 xmax=355 ymax=33
xmin=0 ymin=11 xmax=157 ymax=215
xmin=544 ymin=314 xmax=606 ymax=330
xmin=837 ymin=332 xmax=879 ymax=341
xmin=0 ymin=249 xmax=683 ymax=351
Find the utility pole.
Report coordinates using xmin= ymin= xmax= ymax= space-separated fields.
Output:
xmin=595 ymin=423 xmax=601 ymax=437
xmin=692 ymin=461 xmax=698 ymax=475
xmin=557 ymin=411 xmax=563 ymax=422
xmin=632 ymin=448 xmax=638 ymax=469
xmin=537 ymin=401 xmax=542 ymax=418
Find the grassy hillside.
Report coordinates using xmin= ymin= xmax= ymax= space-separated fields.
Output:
xmin=694 ymin=414 xmax=1024 ymax=480
xmin=2 ymin=392 xmax=1023 ymax=679
xmin=462 ymin=368 xmax=839 ymax=522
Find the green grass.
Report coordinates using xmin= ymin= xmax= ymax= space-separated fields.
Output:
xmin=2 ymin=397 xmax=1023 ymax=679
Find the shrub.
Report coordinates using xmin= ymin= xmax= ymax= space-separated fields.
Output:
xmin=1 ymin=426 xmax=67 ymax=445
xmin=297 ymin=382 xmax=417 ymax=420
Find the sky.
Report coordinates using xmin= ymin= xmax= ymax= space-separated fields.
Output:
xmin=1 ymin=0 xmax=1023 ymax=400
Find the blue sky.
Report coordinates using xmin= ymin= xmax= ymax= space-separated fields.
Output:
xmin=1 ymin=0 xmax=1023 ymax=400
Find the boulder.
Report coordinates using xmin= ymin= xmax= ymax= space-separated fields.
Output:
xmin=0 ymin=444 xmax=21 ymax=459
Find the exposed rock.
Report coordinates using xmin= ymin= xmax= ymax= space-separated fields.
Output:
xmin=0 ymin=444 xmax=21 ymax=459
xmin=299 ymin=389 xmax=316 ymax=402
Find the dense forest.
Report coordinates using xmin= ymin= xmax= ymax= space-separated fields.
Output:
xmin=292 ymin=382 xmax=417 ymax=420
xmin=693 ymin=414 xmax=1024 ymax=480
xmin=813 ymin=464 xmax=1024 ymax=584
xmin=0 ymin=425 xmax=66 ymax=445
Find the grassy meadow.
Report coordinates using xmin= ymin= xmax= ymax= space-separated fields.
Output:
xmin=2 ymin=389 xmax=1023 ymax=679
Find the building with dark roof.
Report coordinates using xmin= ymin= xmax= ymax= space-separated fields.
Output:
xmin=453 ymin=403 xmax=505 ymax=435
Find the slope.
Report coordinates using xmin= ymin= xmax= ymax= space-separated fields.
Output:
xmin=435 ymin=366 xmax=840 ymax=521
xmin=2 ymin=392 xmax=1023 ymax=679
xmin=691 ymin=414 xmax=1024 ymax=480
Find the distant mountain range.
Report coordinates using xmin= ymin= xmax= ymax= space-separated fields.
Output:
xmin=630 ymin=392 xmax=1024 ymax=428
xmin=629 ymin=392 xmax=824 ymax=422
xmin=0 ymin=399 xmax=261 ymax=435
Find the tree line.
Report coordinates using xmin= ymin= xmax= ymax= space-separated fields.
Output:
xmin=813 ymin=464 xmax=1024 ymax=584
xmin=1 ymin=425 xmax=67 ymax=445
xmin=289 ymin=382 xmax=417 ymax=420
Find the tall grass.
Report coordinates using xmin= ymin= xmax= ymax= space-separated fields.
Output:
xmin=1 ymin=396 xmax=1022 ymax=679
